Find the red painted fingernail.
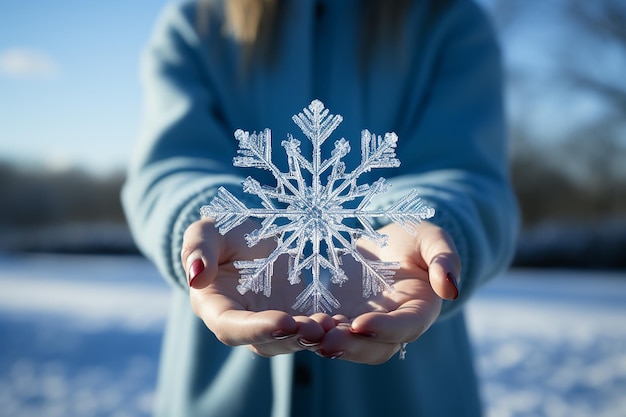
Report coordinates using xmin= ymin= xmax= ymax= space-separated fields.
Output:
xmin=272 ymin=330 xmax=295 ymax=340
xmin=446 ymin=272 xmax=459 ymax=300
xmin=188 ymin=258 xmax=205 ymax=287
xmin=316 ymin=350 xmax=344 ymax=359
xmin=298 ymin=338 xmax=320 ymax=347
xmin=349 ymin=328 xmax=376 ymax=338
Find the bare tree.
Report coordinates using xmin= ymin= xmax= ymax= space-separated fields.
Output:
xmin=564 ymin=1 xmax=626 ymax=116
xmin=487 ymin=0 xmax=626 ymax=226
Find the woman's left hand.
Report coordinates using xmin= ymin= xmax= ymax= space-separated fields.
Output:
xmin=309 ymin=221 xmax=461 ymax=364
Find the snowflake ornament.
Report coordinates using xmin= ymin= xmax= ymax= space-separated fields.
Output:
xmin=200 ymin=100 xmax=435 ymax=314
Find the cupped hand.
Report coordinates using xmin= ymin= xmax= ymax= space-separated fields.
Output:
xmin=182 ymin=218 xmax=461 ymax=363
xmin=311 ymin=221 xmax=461 ymax=364
xmin=181 ymin=218 xmax=333 ymax=357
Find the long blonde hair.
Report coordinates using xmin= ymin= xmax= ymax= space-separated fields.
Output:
xmin=223 ymin=0 xmax=278 ymax=44
xmin=197 ymin=0 xmax=446 ymax=69
xmin=197 ymin=0 xmax=280 ymax=69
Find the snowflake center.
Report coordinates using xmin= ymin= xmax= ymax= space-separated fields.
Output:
xmin=310 ymin=206 xmax=323 ymax=219
xmin=291 ymin=189 xmax=337 ymax=223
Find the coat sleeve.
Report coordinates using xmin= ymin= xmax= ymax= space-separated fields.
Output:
xmin=122 ymin=3 xmax=244 ymax=289
xmin=370 ymin=0 xmax=520 ymax=318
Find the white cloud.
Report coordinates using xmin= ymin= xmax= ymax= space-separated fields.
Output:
xmin=0 ymin=47 xmax=59 ymax=79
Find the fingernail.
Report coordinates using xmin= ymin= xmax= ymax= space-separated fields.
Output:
xmin=272 ymin=330 xmax=295 ymax=340
xmin=349 ymin=328 xmax=376 ymax=338
xmin=316 ymin=350 xmax=344 ymax=360
xmin=298 ymin=338 xmax=319 ymax=347
xmin=188 ymin=258 xmax=205 ymax=287
xmin=446 ymin=272 xmax=459 ymax=300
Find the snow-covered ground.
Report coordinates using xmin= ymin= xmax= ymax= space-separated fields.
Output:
xmin=466 ymin=269 xmax=626 ymax=417
xmin=1 ymin=253 xmax=625 ymax=417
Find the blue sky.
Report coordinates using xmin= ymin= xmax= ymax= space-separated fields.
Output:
xmin=0 ymin=1 xmax=613 ymax=175
xmin=0 ymin=1 xmax=171 ymax=174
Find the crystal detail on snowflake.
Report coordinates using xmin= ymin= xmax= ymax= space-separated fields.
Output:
xmin=200 ymin=99 xmax=435 ymax=314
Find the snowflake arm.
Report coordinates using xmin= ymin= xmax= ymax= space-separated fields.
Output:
xmin=361 ymin=130 xmax=401 ymax=170
xmin=385 ymin=189 xmax=437 ymax=235
xmin=234 ymin=129 xmax=304 ymax=201
xmin=291 ymin=100 xmax=343 ymax=148
xmin=324 ymin=224 xmax=397 ymax=297
xmin=234 ymin=218 xmax=310 ymax=296
xmin=199 ymin=187 xmax=250 ymax=235
xmin=325 ymin=130 xmax=400 ymax=204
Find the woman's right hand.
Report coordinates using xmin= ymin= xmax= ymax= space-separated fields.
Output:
xmin=181 ymin=218 xmax=333 ymax=357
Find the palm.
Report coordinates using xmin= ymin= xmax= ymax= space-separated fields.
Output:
xmin=201 ymin=221 xmax=437 ymax=312
xmin=186 ymin=220 xmax=451 ymax=362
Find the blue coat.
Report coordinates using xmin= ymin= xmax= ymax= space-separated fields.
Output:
xmin=122 ymin=0 xmax=519 ymax=415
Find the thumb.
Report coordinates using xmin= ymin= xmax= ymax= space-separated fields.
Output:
xmin=419 ymin=224 xmax=462 ymax=300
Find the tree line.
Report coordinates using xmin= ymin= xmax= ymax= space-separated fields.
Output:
xmin=1 ymin=144 xmax=624 ymax=232
xmin=0 ymin=162 xmax=126 ymax=229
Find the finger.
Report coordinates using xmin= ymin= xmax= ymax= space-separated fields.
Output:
xmin=250 ymin=315 xmax=327 ymax=356
xmin=429 ymin=254 xmax=460 ymax=300
xmin=348 ymin=299 xmax=440 ymax=344
xmin=181 ymin=219 xmax=220 ymax=288
xmin=317 ymin=324 xmax=398 ymax=365
xmin=332 ymin=314 xmax=350 ymax=326
xmin=200 ymin=305 xmax=298 ymax=347
xmin=419 ymin=226 xmax=462 ymax=300
xmin=294 ymin=315 xmax=327 ymax=345
xmin=308 ymin=313 xmax=337 ymax=332
xmin=252 ymin=315 xmax=328 ymax=356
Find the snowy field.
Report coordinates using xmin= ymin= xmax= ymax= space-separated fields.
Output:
xmin=0 ymin=253 xmax=625 ymax=417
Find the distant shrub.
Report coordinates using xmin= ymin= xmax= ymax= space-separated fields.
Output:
xmin=0 ymin=161 xmax=126 ymax=229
